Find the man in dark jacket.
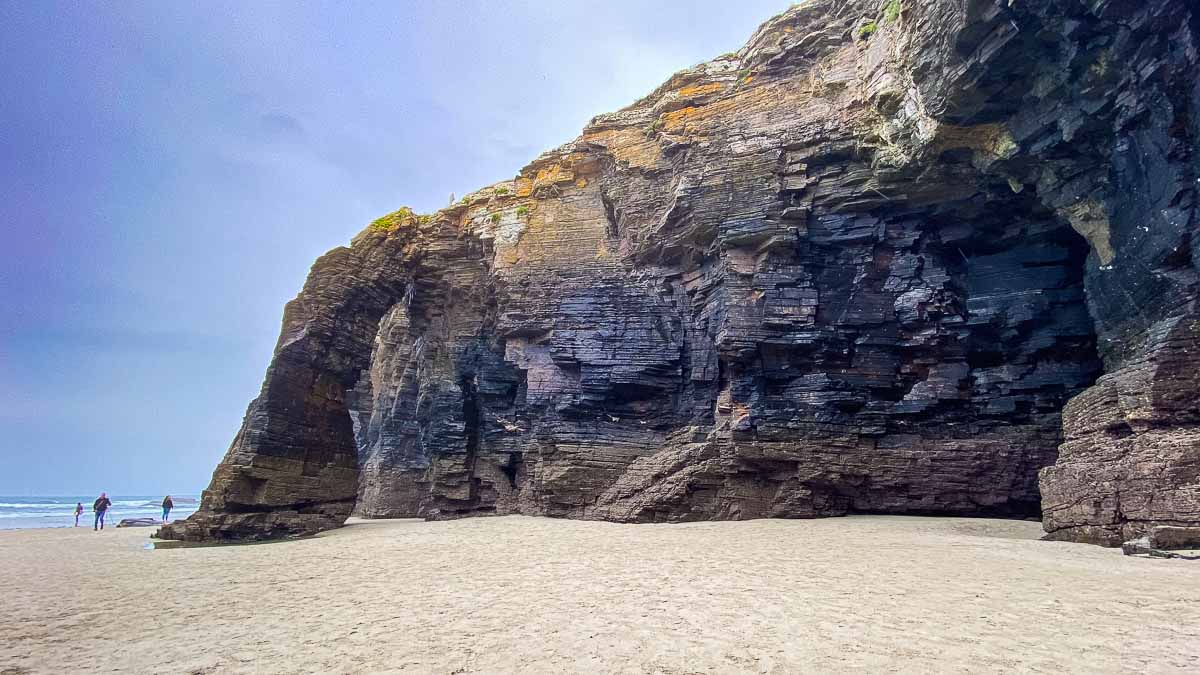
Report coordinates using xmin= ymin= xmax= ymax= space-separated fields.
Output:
xmin=93 ymin=493 xmax=112 ymax=530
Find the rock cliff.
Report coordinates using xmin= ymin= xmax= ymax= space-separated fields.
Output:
xmin=160 ymin=0 xmax=1200 ymax=545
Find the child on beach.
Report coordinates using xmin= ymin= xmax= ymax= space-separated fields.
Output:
xmin=74 ymin=502 xmax=83 ymax=527
xmin=93 ymin=493 xmax=112 ymax=530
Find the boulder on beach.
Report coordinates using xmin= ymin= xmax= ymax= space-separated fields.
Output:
xmin=1149 ymin=526 xmax=1200 ymax=551
xmin=115 ymin=518 xmax=160 ymax=528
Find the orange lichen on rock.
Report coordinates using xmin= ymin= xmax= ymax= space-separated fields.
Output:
xmin=661 ymin=106 xmax=703 ymax=133
xmin=534 ymin=163 xmax=573 ymax=186
xmin=678 ymin=82 xmax=725 ymax=99
xmin=659 ymin=81 xmax=801 ymax=136
xmin=582 ymin=128 xmax=667 ymax=172
xmin=523 ymin=151 xmax=597 ymax=194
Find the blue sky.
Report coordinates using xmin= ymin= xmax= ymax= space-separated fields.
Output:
xmin=0 ymin=0 xmax=791 ymax=495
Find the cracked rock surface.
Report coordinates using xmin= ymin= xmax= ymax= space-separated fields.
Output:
xmin=161 ymin=0 xmax=1199 ymax=544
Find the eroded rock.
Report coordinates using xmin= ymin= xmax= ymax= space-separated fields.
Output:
xmin=1150 ymin=526 xmax=1200 ymax=551
xmin=164 ymin=0 xmax=1200 ymax=544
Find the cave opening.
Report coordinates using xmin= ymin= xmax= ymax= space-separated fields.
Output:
xmin=500 ymin=453 xmax=522 ymax=490
xmin=821 ymin=184 xmax=1108 ymax=521
xmin=945 ymin=188 xmax=1104 ymax=516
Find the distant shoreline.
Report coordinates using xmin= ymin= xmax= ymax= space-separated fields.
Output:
xmin=0 ymin=516 xmax=199 ymax=531
xmin=0 ymin=495 xmax=199 ymax=530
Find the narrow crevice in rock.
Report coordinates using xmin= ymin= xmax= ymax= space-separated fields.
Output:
xmin=460 ymin=373 xmax=482 ymax=506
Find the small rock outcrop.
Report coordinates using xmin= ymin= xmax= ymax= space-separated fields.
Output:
xmin=161 ymin=0 xmax=1199 ymax=544
xmin=1122 ymin=526 xmax=1200 ymax=559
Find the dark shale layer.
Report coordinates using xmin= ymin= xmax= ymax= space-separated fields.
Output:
xmin=161 ymin=0 xmax=1199 ymax=545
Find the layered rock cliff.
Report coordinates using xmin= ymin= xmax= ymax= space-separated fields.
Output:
xmin=161 ymin=0 xmax=1200 ymax=545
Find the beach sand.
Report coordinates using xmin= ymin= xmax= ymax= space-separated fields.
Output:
xmin=1 ymin=515 xmax=1198 ymax=674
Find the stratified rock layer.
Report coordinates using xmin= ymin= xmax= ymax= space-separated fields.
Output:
xmin=161 ymin=0 xmax=1199 ymax=544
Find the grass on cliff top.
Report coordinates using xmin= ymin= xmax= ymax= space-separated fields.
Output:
xmin=369 ymin=206 xmax=431 ymax=232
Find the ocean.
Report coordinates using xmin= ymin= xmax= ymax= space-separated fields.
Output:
xmin=0 ymin=495 xmax=200 ymax=529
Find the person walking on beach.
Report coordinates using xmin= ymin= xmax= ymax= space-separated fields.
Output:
xmin=161 ymin=495 xmax=173 ymax=522
xmin=74 ymin=502 xmax=83 ymax=527
xmin=93 ymin=493 xmax=112 ymax=530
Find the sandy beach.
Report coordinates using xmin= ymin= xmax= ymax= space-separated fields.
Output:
xmin=1 ymin=515 xmax=1198 ymax=674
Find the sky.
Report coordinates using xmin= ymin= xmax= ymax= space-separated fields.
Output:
xmin=0 ymin=0 xmax=792 ymax=496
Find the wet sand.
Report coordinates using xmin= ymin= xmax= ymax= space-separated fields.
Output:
xmin=2 ymin=515 xmax=1198 ymax=673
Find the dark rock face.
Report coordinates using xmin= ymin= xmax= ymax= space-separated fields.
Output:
xmin=1025 ymin=0 xmax=1200 ymax=546
xmin=162 ymin=0 xmax=1200 ymax=544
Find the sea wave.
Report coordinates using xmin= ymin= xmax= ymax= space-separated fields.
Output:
xmin=0 ymin=496 xmax=200 ymax=529
xmin=0 ymin=500 xmax=148 ymax=509
xmin=0 ymin=508 xmax=191 ymax=518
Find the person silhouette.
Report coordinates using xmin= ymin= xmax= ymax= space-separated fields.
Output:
xmin=92 ymin=493 xmax=112 ymax=530
xmin=161 ymin=495 xmax=174 ymax=522
xmin=74 ymin=502 xmax=83 ymax=527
